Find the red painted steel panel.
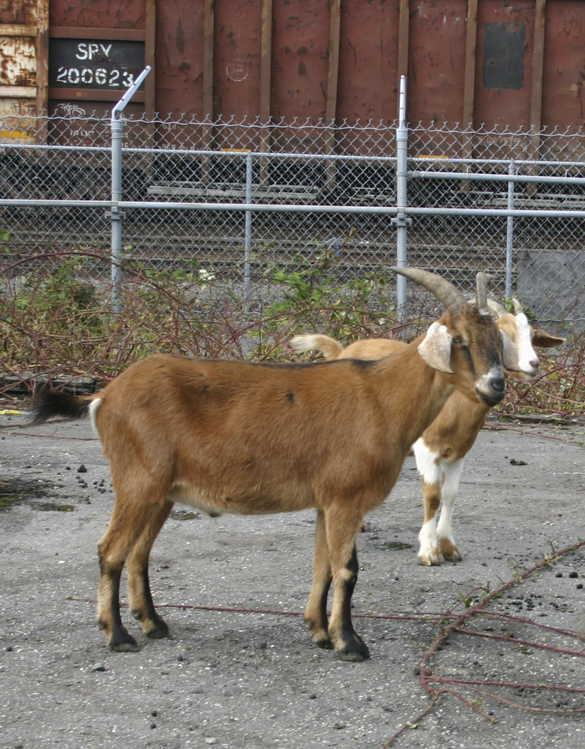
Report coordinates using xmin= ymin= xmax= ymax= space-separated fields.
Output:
xmin=407 ymin=0 xmax=468 ymax=125
xmin=541 ymin=0 xmax=585 ymax=131
xmin=337 ymin=0 xmax=399 ymax=125
xmin=271 ymin=0 xmax=331 ymax=123
xmin=214 ymin=0 xmax=262 ymax=121
xmin=49 ymin=0 xmax=146 ymax=30
xmin=155 ymin=0 xmax=205 ymax=119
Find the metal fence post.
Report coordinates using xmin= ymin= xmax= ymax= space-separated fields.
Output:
xmin=394 ymin=75 xmax=409 ymax=319
xmin=505 ymin=161 xmax=516 ymax=299
xmin=110 ymin=66 xmax=151 ymax=313
xmin=244 ymin=150 xmax=253 ymax=297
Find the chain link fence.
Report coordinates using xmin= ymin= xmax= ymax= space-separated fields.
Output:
xmin=2 ymin=111 xmax=585 ymax=324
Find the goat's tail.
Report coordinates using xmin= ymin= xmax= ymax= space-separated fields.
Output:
xmin=289 ymin=334 xmax=344 ymax=360
xmin=30 ymin=388 xmax=92 ymax=426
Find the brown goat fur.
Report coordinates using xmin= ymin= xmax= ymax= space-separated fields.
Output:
xmin=31 ymin=271 xmax=506 ymax=661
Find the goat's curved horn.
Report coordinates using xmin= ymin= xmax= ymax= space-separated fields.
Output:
xmin=486 ymin=298 xmax=507 ymax=318
xmin=511 ymin=297 xmax=524 ymax=315
xmin=475 ymin=272 xmax=492 ymax=312
xmin=392 ymin=266 xmax=467 ymax=316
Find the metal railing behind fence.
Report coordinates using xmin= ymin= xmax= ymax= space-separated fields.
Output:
xmin=1 ymin=81 xmax=585 ymax=324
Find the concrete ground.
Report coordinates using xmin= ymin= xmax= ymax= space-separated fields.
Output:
xmin=1 ymin=411 xmax=585 ymax=749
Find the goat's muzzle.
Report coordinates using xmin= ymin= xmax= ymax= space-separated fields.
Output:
xmin=476 ymin=368 xmax=505 ymax=406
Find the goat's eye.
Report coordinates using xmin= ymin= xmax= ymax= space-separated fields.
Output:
xmin=452 ymin=336 xmax=463 ymax=345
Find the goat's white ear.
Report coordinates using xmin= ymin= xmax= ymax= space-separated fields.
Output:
xmin=417 ymin=322 xmax=454 ymax=374
xmin=500 ymin=330 xmax=521 ymax=372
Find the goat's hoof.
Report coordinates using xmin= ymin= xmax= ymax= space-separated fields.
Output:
xmin=440 ymin=542 xmax=462 ymax=563
xmin=339 ymin=650 xmax=368 ymax=662
xmin=335 ymin=633 xmax=370 ymax=662
xmin=305 ymin=618 xmax=333 ymax=649
xmin=419 ymin=550 xmax=441 ymax=566
xmin=109 ymin=631 xmax=140 ymax=652
xmin=310 ymin=629 xmax=333 ymax=650
xmin=145 ymin=621 xmax=170 ymax=640
xmin=315 ymin=636 xmax=334 ymax=650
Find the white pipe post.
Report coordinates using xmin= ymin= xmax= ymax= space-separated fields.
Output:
xmin=244 ymin=150 xmax=253 ymax=298
xmin=505 ymin=161 xmax=515 ymax=299
xmin=394 ymin=75 xmax=409 ymax=320
xmin=111 ymin=66 xmax=152 ymax=313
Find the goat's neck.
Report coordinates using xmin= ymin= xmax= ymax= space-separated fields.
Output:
xmin=373 ymin=341 xmax=455 ymax=450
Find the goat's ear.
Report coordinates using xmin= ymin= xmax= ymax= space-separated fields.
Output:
xmin=532 ymin=329 xmax=566 ymax=349
xmin=417 ymin=322 xmax=454 ymax=374
xmin=500 ymin=330 xmax=521 ymax=372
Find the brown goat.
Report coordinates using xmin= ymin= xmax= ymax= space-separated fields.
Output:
xmin=290 ymin=299 xmax=564 ymax=566
xmin=31 ymin=268 xmax=506 ymax=661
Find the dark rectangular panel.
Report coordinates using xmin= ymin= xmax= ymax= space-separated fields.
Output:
xmin=483 ymin=22 xmax=525 ymax=90
xmin=49 ymin=38 xmax=145 ymax=91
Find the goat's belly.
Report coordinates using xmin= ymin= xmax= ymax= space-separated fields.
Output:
xmin=167 ymin=483 xmax=315 ymax=516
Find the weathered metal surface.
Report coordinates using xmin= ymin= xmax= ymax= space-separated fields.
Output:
xmin=3 ymin=1 xmax=585 ymax=151
xmin=0 ymin=0 xmax=47 ymax=142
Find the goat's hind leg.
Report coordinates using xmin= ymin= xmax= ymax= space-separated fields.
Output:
xmin=126 ymin=498 xmax=174 ymax=640
xmin=324 ymin=505 xmax=369 ymax=662
xmin=304 ymin=509 xmax=333 ymax=649
xmin=97 ymin=488 xmax=169 ymax=652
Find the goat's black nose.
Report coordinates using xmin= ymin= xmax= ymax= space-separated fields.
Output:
xmin=492 ymin=374 xmax=505 ymax=393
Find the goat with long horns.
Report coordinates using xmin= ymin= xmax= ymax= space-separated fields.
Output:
xmin=31 ymin=268 xmax=507 ymax=661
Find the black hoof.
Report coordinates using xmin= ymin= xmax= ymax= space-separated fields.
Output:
xmin=109 ymin=633 xmax=140 ymax=652
xmin=146 ymin=621 xmax=170 ymax=640
xmin=336 ymin=632 xmax=370 ymax=662
xmin=306 ymin=619 xmax=333 ymax=650
xmin=338 ymin=648 xmax=369 ymax=662
xmin=315 ymin=636 xmax=334 ymax=650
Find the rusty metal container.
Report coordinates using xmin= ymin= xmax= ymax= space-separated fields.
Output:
xmin=1 ymin=0 xmax=584 ymax=151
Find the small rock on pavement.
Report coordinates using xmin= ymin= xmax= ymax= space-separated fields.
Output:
xmin=91 ymin=663 xmax=106 ymax=672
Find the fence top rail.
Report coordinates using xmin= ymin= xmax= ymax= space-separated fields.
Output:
xmin=411 ymin=171 xmax=585 ymax=185
xmin=2 ymin=141 xmax=584 ymax=172
xmin=3 ymin=198 xmax=585 ymax=219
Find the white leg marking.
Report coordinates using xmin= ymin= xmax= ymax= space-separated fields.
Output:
xmin=414 ymin=438 xmax=442 ymax=565
xmin=436 ymin=458 xmax=465 ymax=562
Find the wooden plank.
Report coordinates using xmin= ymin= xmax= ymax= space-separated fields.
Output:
xmin=0 ymin=85 xmax=37 ymax=98
xmin=460 ymin=0 xmax=478 ymax=190
xmin=36 ymin=0 xmax=50 ymax=126
xmin=325 ymin=0 xmax=341 ymax=189
xmin=201 ymin=0 xmax=215 ymax=181
xmin=202 ymin=0 xmax=214 ymax=124
xmin=325 ymin=0 xmax=341 ymax=128
xmin=144 ymin=0 xmax=156 ymax=120
xmin=396 ymin=0 xmax=410 ymax=101
xmin=462 ymin=0 xmax=478 ymax=132
xmin=529 ymin=0 xmax=546 ymax=156
xmin=0 ymin=24 xmax=37 ymax=37
xmin=48 ymin=87 xmax=145 ymax=102
xmin=49 ymin=27 xmax=146 ymax=41
xmin=259 ymin=0 xmax=272 ymax=183
xmin=259 ymin=0 xmax=272 ymax=126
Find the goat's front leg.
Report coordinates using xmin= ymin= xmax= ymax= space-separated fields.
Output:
xmin=323 ymin=507 xmax=369 ymax=662
xmin=414 ymin=438 xmax=442 ymax=566
xmin=304 ymin=509 xmax=333 ymax=649
xmin=126 ymin=498 xmax=174 ymax=639
xmin=436 ymin=458 xmax=464 ymax=562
